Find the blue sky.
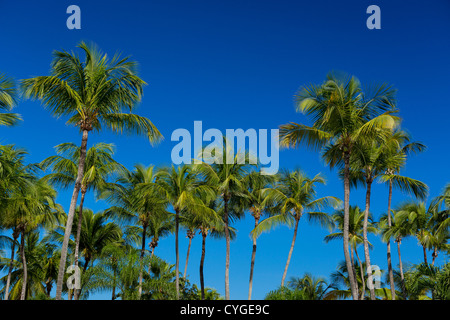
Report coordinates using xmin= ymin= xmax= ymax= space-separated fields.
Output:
xmin=1 ymin=0 xmax=449 ymax=299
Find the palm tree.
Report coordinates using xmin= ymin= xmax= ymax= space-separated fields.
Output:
xmin=287 ymin=273 xmax=333 ymax=300
xmin=252 ymin=169 xmax=340 ymax=287
xmin=156 ymin=164 xmax=215 ymax=300
xmin=324 ymin=205 xmax=378 ymax=299
xmin=194 ymin=141 xmax=254 ymax=300
xmin=377 ymin=129 xmax=427 ymax=299
xmin=0 ymin=73 xmax=21 ymax=126
xmin=396 ymin=202 xmax=433 ymax=264
xmin=279 ymin=72 xmax=398 ymax=299
xmin=100 ymin=164 xmax=167 ymax=299
xmin=21 ymin=42 xmax=162 ymax=299
xmin=238 ymin=171 xmax=276 ymax=300
xmin=45 ymin=208 xmax=122 ymax=298
xmin=2 ymin=177 xmax=60 ymax=300
xmin=184 ymin=197 xmax=225 ymax=300
xmin=40 ymin=141 xmax=125 ymax=299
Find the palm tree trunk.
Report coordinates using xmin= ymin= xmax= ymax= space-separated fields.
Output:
xmin=422 ymin=245 xmax=428 ymax=265
xmin=248 ymin=214 xmax=260 ymax=300
xmin=397 ymin=238 xmax=407 ymax=299
xmin=363 ymin=180 xmax=376 ymax=300
xmin=354 ymin=247 xmax=365 ymax=300
xmin=138 ymin=224 xmax=147 ymax=298
xmin=20 ymin=230 xmax=27 ymax=300
xmin=55 ymin=128 xmax=89 ymax=300
xmin=184 ymin=231 xmax=193 ymax=278
xmin=200 ymin=230 xmax=207 ymax=300
xmin=281 ymin=216 xmax=300 ymax=287
xmin=175 ymin=208 xmax=180 ymax=300
xmin=223 ymin=197 xmax=231 ymax=300
xmin=431 ymin=247 xmax=437 ymax=266
xmin=343 ymin=152 xmax=358 ymax=300
xmin=386 ymin=179 xmax=396 ymax=300
xmin=73 ymin=188 xmax=86 ymax=301
xmin=350 ymin=243 xmax=359 ymax=297
xmin=4 ymin=229 xmax=18 ymax=300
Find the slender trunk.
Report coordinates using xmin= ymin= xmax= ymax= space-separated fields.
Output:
xmin=4 ymin=229 xmax=18 ymax=300
xmin=112 ymin=267 xmax=116 ymax=301
xmin=138 ymin=224 xmax=147 ymax=298
xmin=386 ymin=179 xmax=396 ymax=300
xmin=281 ymin=215 xmax=300 ymax=287
xmin=200 ymin=230 xmax=207 ymax=300
xmin=422 ymin=245 xmax=428 ymax=265
xmin=175 ymin=208 xmax=180 ymax=300
xmin=397 ymin=238 xmax=407 ymax=299
xmin=354 ymin=247 xmax=365 ymax=300
xmin=20 ymin=230 xmax=27 ymax=300
xmin=184 ymin=231 xmax=193 ymax=278
xmin=363 ymin=180 xmax=375 ymax=300
xmin=248 ymin=214 xmax=260 ymax=300
xmin=223 ymin=197 xmax=230 ymax=300
xmin=73 ymin=188 xmax=86 ymax=301
xmin=56 ymin=129 xmax=89 ymax=300
xmin=431 ymin=247 xmax=437 ymax=266
xmin=350 ymin=243 xmax=359 ymax=297
xmin=343 ymin=152 xmax=358 ymax=300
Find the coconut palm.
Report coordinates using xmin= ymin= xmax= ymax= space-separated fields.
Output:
xmin=252 ymin=169 xmax=340 ymax=287
xmin=21 ymin=42 xmax=162 ymax=299
xmin=2 ymin=177 xmax=60 ymax=300
xmin=40 ymin=141 xmax=125 ymax=299
xmin=395 ymin=202 xmax=433 ymax=264
xmin=238 ymin=171 xmax=276 ymax=300
xmin=155 ymin=164 xmax=216 ymax=300
xmin=100 ymin=164 xmax=168 ymax=299
xmin=0 ymin=73 xmax=21 ymax=126
xmin=375 ymin=129 xmax=427 ymax=299
xmin=45 ymin=208 xmax=122 ymax=298
xmin=194 ymin=141 xmax=255 ymax=300
xmin=279 ymin=72 xmax=398 ymax=299
xmin=324 ymin=205 xmax=378 ymax=299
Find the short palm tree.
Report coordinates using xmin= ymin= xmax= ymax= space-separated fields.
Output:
xmin=252 ymin=169 xmax=340 ymax=287
xmin=21 ymin=42 xmax=162 ymax=299
xmin=0 ymin=73 xmax=21 ymax=126
xmin=279 ymin=72 xmax=398 ymax=299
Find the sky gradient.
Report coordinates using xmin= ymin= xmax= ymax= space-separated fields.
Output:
xmin=1 ymin=0 xmax=449 ymax=299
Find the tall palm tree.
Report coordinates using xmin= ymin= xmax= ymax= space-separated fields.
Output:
xmin=239 ymin=171 xmax=276 ymax=300
xmin=156 ymin=164 xmax=215 ymax=300
xmin=101 ymin=164 xmax=168 ymax=299
xmin=344 ymin=135 xmax=427 ymax=299
xmin=377 ymin=129 xmax=427 ymax=299
xmin=324 ymin=205 xmax=378 ymax=299
xmin=252 ymin=169 xmax=340 ymax=287
xmin=0 ymin=73 xmax=21 ymax=126
xmin=380 ymin=208 xmax=412 ymax=299
xmin=194 ymin=141 xmax=254 ymax=300
xmin=21 ymin=42 xmax=162 ymax=299
xmin=40 ymin=141 xmax=125 ymax=299
xmin=279 ymin=72 xmax=398 ymax=299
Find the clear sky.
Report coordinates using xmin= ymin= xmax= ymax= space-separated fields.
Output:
xmin=1 ymin=0 xmax=449 ymax=299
